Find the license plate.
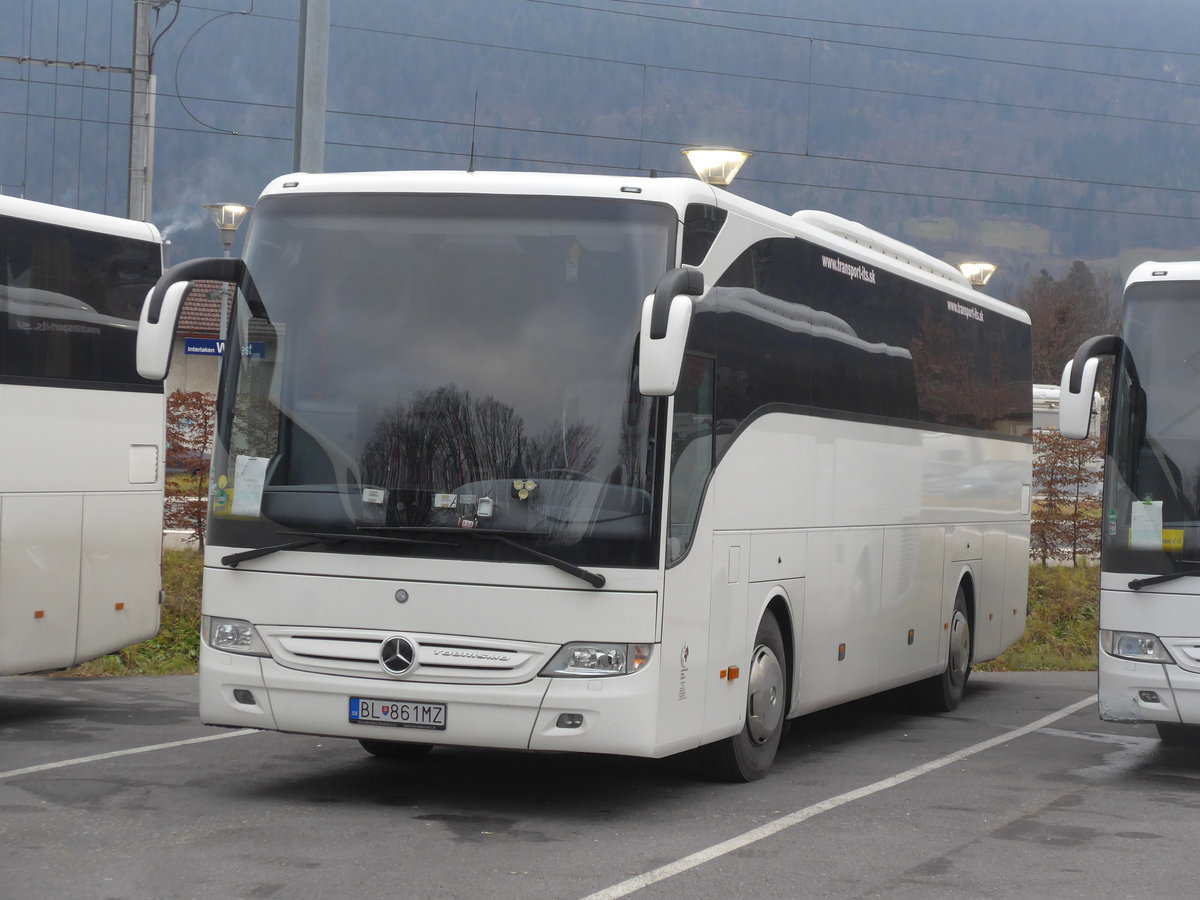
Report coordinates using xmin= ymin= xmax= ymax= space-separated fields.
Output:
xmin=349 ymin=697 xmax=446 ymax=730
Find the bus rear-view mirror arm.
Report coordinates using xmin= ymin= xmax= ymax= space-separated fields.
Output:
xmin=137 ymin=257 xmax=244 ymax=381
xmin=639 ymin=266 xmax=703 ymax=396
xmin=1060 ymin=334 xmax=1120 ymax=439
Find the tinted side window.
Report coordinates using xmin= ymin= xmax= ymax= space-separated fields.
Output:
xmin=681 ymin=204 xmax=727 ymax=266
xmin=711 ymin=236 xmax=1031 ymax=438
xmin=0 ymin=214 xmax=161 ymax=388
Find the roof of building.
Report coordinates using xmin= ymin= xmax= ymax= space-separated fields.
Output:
xmin=177 ymin=280 xmax=227 ymax=339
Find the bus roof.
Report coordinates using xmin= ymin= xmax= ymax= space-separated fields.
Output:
xmin=1127 ymin=259 xmax=1200 ymax=287
xmin=0 ymin=194 xmax=162 ymax=244
xmin=257 ymin=169 xmax=1027 ymax=324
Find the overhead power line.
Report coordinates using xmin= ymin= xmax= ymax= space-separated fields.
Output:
xmin=9 ymin=62 xmax=1200 ymax=203
xmin=587 ymin=0 xmax=1200 ymax=59
xmin=0 ymin=54 xmax=131 ymax=73
xmin=520 ymin=0 xmax=1200 ymax=90
xmin=9 ymin=0 xmax=1200 ymax=225
xmin=7 ymin=100 xmax=1200 ymax=223
xmin=179 ymin=0 xmax=1200 ymax=92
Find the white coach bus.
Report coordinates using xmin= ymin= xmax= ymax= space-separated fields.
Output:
xmin=138 ymin=170 xmax=1032 ymax=780
xmin=1061 ymin=260 xmax=1200 ymax=742
xmin=1 ymin=195 xmax=164 ymax=675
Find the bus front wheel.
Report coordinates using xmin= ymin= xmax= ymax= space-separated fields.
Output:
xmin=700 ymin=612 xmax=788 ymax=782
xmin=913 ymin=586 xmax=972 ymax=713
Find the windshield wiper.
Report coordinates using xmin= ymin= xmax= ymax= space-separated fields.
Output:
xmin=359 ymin=526 xmax=606 ymax=589
xmin=1129 ymin=560 xmax=1200 ymax=590
xmin=221 ymin=531 xmax=448 ymax=568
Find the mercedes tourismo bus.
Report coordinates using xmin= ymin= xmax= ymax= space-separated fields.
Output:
xmin=1061 ymin=260 xmax=1200 ymax=742
xmin=1 ymin=195 xmax=164 ymax=675
xmin=138 ymin=170 xmax=1032 ymax=780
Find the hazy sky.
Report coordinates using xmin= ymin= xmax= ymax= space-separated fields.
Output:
xmin=4 ymin=0 xmax=1200 ymax=296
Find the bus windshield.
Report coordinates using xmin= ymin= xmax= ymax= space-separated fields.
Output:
xmin=1104 ymin=280 xmax=1200 ymax=575
xmin=209 ymin=192 xmax=674 ymax=569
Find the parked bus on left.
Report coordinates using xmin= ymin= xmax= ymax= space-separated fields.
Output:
xmin=0 ymin=195 xmax=165 ymax=675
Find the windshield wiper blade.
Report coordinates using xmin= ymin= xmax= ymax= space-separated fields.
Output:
xmin=359 ymin=526 xmax=606 ymax=589
xmin=482 ymin=531 xmax=606 ymax=588
xmin=221 ymin=531 xmax=448 ymax=568
xmin=1129 ymin=560 xmax=1200 ymax=590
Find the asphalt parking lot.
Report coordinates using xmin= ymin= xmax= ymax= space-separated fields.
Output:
xmin=1 ymin=670 xmax=1197 ymax=900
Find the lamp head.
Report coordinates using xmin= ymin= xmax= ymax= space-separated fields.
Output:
xmin=958 ymin=261 xmax=997 ymax=287
xmin=682 ymin=147 xmax=751 ymax=186
xmin=204 ymin=202 xmax=252 ymax=234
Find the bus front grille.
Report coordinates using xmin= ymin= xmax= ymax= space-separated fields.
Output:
xmin=256 ymin=626 xmax=555 ymax=684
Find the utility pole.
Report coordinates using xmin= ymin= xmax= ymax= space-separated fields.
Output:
xmin=293 ymin=0 xmax=329 ymax=173
xmin=129 ymin=0 xmax=154 ymax=221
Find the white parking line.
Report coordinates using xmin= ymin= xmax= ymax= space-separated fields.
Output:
xmin=0 ymin=729 xmax=258 ymax=781
xmin=580 ymin=695 xmax=1098 ymax=900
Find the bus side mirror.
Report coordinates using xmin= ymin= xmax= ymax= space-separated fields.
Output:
xmin=137 ymin=281 xmax=189 ymax=380
xmin=639 ymin=267 xmax=703 ymax=396
xmin=136 ymin=257 xmax=243 ymax=380
xmin=1059 ymin=334 xmax=1118 ymax=439
xmin=1059 ymin=358 xmax=1099 ymax=439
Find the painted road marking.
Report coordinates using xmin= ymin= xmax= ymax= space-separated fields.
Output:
xmin=580 ymin=695 xmax=1098 ymax=900
xmin=0 ymin=729 xmax=258 ymax=781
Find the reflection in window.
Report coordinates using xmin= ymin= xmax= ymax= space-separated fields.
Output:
xmin=669 ymin=354 xmax=715 ymax=561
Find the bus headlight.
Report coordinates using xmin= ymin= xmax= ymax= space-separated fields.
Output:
xmin=541 ymin=642 xmax=652 ymax=677
xmin=1101 ymin=629 xmax=1174 ymax=664
xmin=203 ymin=616 xmax=270 ymax=657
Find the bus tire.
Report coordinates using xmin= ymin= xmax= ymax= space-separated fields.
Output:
xmin=700 ymin=612 xmax=787 ymax=782
xmin=913 ymin=586 xmax=972 ymax=713
xmin=358 ymin=738 xmax=434 ymax=760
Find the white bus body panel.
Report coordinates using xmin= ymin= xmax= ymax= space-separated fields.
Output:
xmin=665 ymin=412 xmax=1029 ymax=745
xmin=199 ymin=560 xmax=672 ymax=755
xmin=1097 ymin=572 xmax=1200 ymax=726
xmin=0 ymin=384 xmax=163 ymax=675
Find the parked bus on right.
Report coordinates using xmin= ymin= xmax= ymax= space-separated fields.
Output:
xmin=1061 ymin=260 xmax=1200 ymax=742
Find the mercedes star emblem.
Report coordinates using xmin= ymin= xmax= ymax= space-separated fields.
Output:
xmin=379 ymin=635 xmax=417 ymax=676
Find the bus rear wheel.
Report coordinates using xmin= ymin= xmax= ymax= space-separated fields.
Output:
xmin=912 ymin=586 xmax=972 ymax=713
xmin=701 ymin=612 xmax=787 ymax=782
xmin=358 ymin=738 xmax=434 ymax=760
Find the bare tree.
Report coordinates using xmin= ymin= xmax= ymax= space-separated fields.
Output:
xmin=165 ymin=390 xmax=217 ymax=549
xmin=1016 ymin=261 xmax=1118 ymax=384
xmin=1032 ymin=429 xmax=1103 ymax=566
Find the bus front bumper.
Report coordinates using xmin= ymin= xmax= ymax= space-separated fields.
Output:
xmin=1097 ymin=647 xmax=1200 ymax=725
xmin=199 ymin=643 xmax=666 ymax=757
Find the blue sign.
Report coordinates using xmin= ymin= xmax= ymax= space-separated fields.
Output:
xmin=185 ymin=338 xmax=224 ymax=356
xmin=184 ymin=340 xmax=266 ymax=358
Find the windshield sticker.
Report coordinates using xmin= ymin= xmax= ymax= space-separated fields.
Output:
xmin=231 ymin=456 xmax=269 ymax=517
xmin=1130 ymin=499 xmax=1164 ymax=550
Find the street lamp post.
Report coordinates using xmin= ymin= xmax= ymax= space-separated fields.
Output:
xmin=203 ymin=203 xmax=252 ymax=342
